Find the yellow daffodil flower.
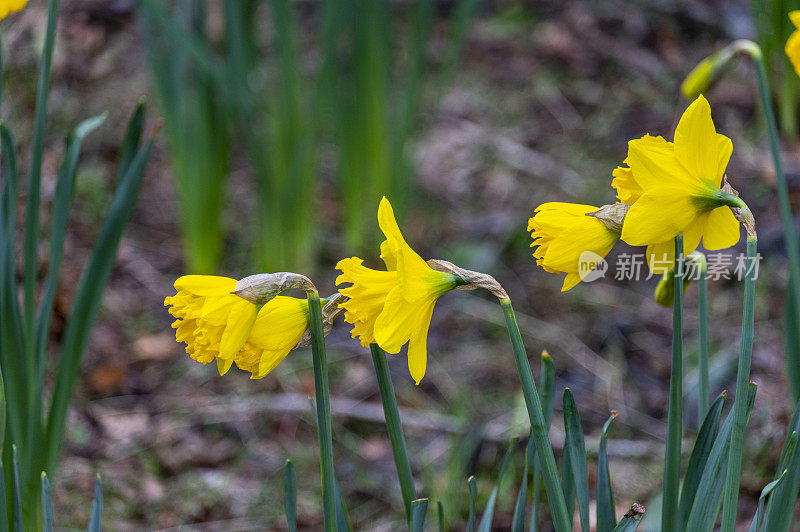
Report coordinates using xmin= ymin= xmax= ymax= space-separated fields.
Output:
xmin=235 ymin=296 xmax=312 ymax=379
xmin=528 ymin=202 xmax=621 ymax=291
xmin=336 ymin=197 xmax=458 ymax=384
xmin=613 ymin=95 xmax=743 ymax=272
xmin=787 ymin=11 xmax=800 ymax=77
xmin=165 ymin=275 xmax=263 ymax=375
xmin=0 ymin=0 xmax=27 ymax=20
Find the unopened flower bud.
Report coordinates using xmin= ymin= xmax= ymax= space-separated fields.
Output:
xmin=654 ymin=252 xmax=705 ymax=307
xmin=680 ymin=40 xmax=758 ymax=99
xmin=426 ymin=259 xmax=509 ymax=300
xmin=234 ymin=272 xmax=317 ymax=305
xmin=585 ymin=203 xmax=629 ymax=234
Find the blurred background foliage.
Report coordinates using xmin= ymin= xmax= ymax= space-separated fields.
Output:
xmin=139 ymin=0 xmax=478 ymax=274
xmin=3 ymin=0 xmax=800 ymax=529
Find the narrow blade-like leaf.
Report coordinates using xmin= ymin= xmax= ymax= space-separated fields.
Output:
xmin=45 ymin=119 xmax=153 ymax=473
xmin=563 ymin=389 xmax=590 ymax=531
xmin=88 ymin=475 xmax=102 ymax=532
xmin=41 ymin=473 xmax=53 ymax=532
xmin=410 ymin=498 xmax=429 ymax=531
xmin=749 ymin=469 xmax=787 ymax=532
xmin=762 ymin=397 xmax=800 ymax=531
xmin=531 ymin=351 xmax=555 ymax=532
xmin=613 ymin=504 xmax=646 ymax=531
xmin=679 ymin=391 xmax=726 ymax=528
xmin=597 ymin=411 xmax=618 ymax=532
xmin=12 ymin=446 xmax=21 ymax=532
xmin=512 ymin=430 xmax=535 ymax=532
xmin=467 ymin=476 xmax=477 ymax=532
xmin=687 ymin=383 xmax=757 ymax=530
xmin=478 ymin=439 xmax=517 ymax=532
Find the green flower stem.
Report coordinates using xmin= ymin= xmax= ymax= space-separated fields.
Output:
xmin=721 ymin=235 xmax=758 ymax=532
xmin=698 ymin=256 xmax=709 ymax=423
xmin=662 ymin=234 xmax=684 ymax=532
xmin=308 ymin=292 xmax=336 ymax=532
xmin=369 ymin=344 xmax=416 ymax=525
xmin=743 ymin=41 xmax=800 ymax=400
xmin=499 ymin=299 xmax=570 ymax=532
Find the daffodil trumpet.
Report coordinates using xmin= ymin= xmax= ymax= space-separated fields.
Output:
xmin=528 ymin=202 xmax=623 ymax=291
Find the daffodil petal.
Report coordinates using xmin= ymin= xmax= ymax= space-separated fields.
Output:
xmin=621 ymin=188 xmax=699 ymax=246
xmin=627 ymin=134 xmax=692 ymax=190
xmin=219 ymin=300 xmax=259 ymax=360
xmin=216 ymin=357 xmax=233 ymax=376
xmin=407 ymin=300 xmax=436 ymax=385
xmin=0 ymin=0 xmax=27 ymax=20
xmin=202 ymin=295 xmax=241 ymax=326
xmin=645 ymin=214 xmax=706 ymax=273
xmin=788 ymin=29 xmax=800 ymax=78
xmin=247 ymin=296 xmax=309 ymax=350
xmin=561 ymin=273 xmax=582 ymax=292
xmin=791 ymin=10 xmax=800 ymax=29
xmin=703 ymin=206 xmax=741 ymax=250
xmin=673 ymin=95 xmax=732 ymax=187
xmin=378 ymin=197 xmax=432 ymax=284
xmin=374 ymin=286 xmax=434 ymax=353
xmin=174 ymin=275 xmax=237 ymax=296
xmin=541 ymin=218 xmax=617 ymax=272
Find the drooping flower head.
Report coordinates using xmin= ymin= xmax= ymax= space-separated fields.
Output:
xmin=336 ymin=197 xmax=458 ymax=384
xmin=786 ymin=11 xmax=800 ymax=77
xmin=0 ymin=0 xmax=27 ymax=20
xmin=528 ymin=202 xmax=621 ymax=291
xmin=165 ymin=275 xmax=315 ymax=379
xmin=613 ymin=95 xmax=744 ymax=272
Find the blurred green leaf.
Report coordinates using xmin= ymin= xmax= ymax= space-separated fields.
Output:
xmin=44 ymin=108 xmax=153 ymax=474
xmin=478 ymin=439 xmax=517 ymax=532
